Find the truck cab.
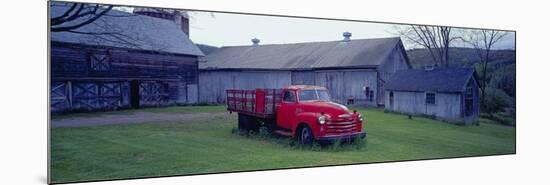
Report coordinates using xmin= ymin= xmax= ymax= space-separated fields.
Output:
xmin=276 ymin=85 xmax=366 ymax=144
xmin=227 ymin=85 xmax=366 ymax=144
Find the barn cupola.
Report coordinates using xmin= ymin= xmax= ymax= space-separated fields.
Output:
xmin=133 ymin=8 xmax=190 ymax=36
xmin=342 ymin=32 xmax=352 ymax=42
xmin=251 ymin=38 xmax=260 ymax=46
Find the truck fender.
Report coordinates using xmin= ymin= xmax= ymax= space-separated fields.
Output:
xmin=292 ymin=112 xmax=321 ymax=138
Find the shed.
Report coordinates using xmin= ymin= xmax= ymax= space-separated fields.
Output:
xmin=384 ymin=68 xmax=480 ymax=124
xmin=50 ymin=3 xmax=204 ymax=113
xmin=199 ymin=35 xmax=411 ymax=105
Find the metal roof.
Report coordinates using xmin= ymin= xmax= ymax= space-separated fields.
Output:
xmin=385 ymin=68 xmax=477 ymax=93
xmin=50 ymin=3 xmax=204 ymax=56
xmin=200 ymin=37 xmax=404 ymax=70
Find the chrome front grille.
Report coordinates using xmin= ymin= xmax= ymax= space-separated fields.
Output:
xmin=324 ymin=120 xmax=358 ymax=135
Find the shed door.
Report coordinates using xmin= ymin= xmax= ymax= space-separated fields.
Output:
xmin=389 ymin=91 xmax=394 ymax=109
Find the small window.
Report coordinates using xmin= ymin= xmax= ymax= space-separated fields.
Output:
xmin=90 ymin=53 xmax=111 ymax=71
xmin=283 ymin=91 xmax=296 ymax=102
xmin=426 ymin=92 xmax=436 ymax=105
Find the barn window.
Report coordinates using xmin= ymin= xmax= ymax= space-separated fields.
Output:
xmin=90 ymin=53 xmax=111 ymax=71
xmin=425 ymin=92 xmax=436 ymax=105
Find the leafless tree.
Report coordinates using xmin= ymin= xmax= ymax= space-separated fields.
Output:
xmin=461 ymin=29 xmax=508 ymax=108
xmin=51 ymin=3 xmax=114 ymax=32
xmin=50 ymin=3 xmax=149 ymax=50
xmin=394 ymin=25 xmax=459 ymax=68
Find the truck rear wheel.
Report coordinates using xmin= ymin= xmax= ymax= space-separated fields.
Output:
xmin=298 ymin=125 xmax=314 ymax=145
xmin=238 ymin=114 xmax=259 ymax=135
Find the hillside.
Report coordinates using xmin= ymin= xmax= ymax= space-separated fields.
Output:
xmin=406 ymin=47 xmax=516 ymax=69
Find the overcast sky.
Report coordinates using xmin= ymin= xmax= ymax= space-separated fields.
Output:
xmin=188 ymin=11 xmax=515 ymax=50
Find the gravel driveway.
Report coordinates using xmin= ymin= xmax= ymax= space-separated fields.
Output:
xmin=51 ymin=111 xmax=231 ymax=128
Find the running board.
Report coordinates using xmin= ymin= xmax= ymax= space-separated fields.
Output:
xmin=274 ymin=130 xmax=292 ymax=137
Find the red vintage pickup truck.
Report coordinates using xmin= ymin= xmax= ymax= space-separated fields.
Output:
xmin=226 ymin=85 xmax=366 ymax=144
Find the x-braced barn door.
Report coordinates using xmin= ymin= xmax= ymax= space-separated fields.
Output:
xmin=71 ymin=82 xmax=124 ymax=110
xmin=51 ymin=81 xmax=70 ymax=112
xmin=139 ymin=81 xmax=167 ymax=107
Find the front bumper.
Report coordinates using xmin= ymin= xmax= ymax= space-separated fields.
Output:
xmin=316 ymin=131 xmax=367 ymax=144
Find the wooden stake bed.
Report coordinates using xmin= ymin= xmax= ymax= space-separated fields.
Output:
xmin=226 ymin=89 xmax=282 ymax=118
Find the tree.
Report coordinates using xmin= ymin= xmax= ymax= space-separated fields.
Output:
xmin=50 ymin=2 xmax=145 ymax=50
xmin=394 ymin=25 xmax=458 ymax=68
xmin=461 ymin=29 xmax=508 ymax=111
xmin=51 ymin=3 xmax=113 ymax=32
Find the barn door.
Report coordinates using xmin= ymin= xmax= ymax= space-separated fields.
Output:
xmin=71 ymin=82 xmax=99 ymax=110
xmin=130 ymin=80 xmax=140 ymax=108
xmin=139 ymin=81 xmax=167 ymax=107
xmin=389 ymin=91 xmax=394 ymax=109
xmin=99 ymin=82 xmax=123 ymax=109
xmin=51 ymin=81 xmax=70 ymax=112
xmin=71 ymin=82 xmax=124 ymax=111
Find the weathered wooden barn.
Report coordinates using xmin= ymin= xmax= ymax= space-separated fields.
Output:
xmin=384 ymin=68 xmax=480 ymax=124
xmin=50 ymin=5 xmax=204 ymax=113
xmin=199 ymin=34 xmax=411 ymax=105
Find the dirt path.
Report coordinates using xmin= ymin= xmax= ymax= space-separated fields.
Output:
xmin=51 ymin=111 xmax=231 ymax=128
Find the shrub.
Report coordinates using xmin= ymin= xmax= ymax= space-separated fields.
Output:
xmin=482 ymin=87 xmax=511 ymax=114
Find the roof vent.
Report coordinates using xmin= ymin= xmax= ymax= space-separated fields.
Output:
xmin=342 ymin=32 xmax=352 ymax=42
xmin=251 ymin=38 xmax=260 ymax=46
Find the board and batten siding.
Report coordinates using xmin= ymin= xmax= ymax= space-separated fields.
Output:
xmin=198 ymin=71 xmax=291 ymax=103
xmin=199 ymin=69 xmax=380 ymax=105
xmin=377 ymin=43 xmax=411 ymax=105
xmin=50 ymin=42 xmax=200 ymax=113
xmin=385 ymin=91 xmax=462 ymax=120
xmin=384 ymin=90 xmax=479 ymax=124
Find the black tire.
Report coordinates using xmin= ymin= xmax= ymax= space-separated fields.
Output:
xmin=298 ymin=125 xmax=314 ymax=145
xmin=238 ymin=114 xmax=260 ymax=135
xmin=264 ymin=119 xmax=277 ymax=134
xmin=238 ymin=113 xmax=250 ymax=133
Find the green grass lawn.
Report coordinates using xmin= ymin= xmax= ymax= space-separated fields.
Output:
xmin=50 ymin=106 xmax=515 ymax=183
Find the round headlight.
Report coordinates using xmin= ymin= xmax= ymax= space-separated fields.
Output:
xmin=358 ymin=114 xmax=363 ymax=121
xmin=318 ymin=115 xmax=327 ymax=124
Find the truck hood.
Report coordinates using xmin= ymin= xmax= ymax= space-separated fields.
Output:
xmin=299 ymin=101 xmax=351 ymax=117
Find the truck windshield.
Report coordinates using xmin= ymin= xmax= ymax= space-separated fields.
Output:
xmin=299 ymin=89 xmax=331 ymax=102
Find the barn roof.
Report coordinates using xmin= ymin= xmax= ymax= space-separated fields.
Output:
xmin=199 ymin=37 xmax=406 ymax=70
xmin=50 ymin=3 xmax=204 ymax=56
xmin=385 ymin=68 xmax=477 ymax=93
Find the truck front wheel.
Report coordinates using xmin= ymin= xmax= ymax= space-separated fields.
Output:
xmin=298 ymin=125 xmax=314 ymax=145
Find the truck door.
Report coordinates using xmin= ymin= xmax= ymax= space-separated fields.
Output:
xmin=276 ymin=90 xmax=297 ymax=130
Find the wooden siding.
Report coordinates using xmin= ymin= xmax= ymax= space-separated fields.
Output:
xmin=385 ymin=91 xmax=461 ymax=119
xmin=198 ymin=42 xmax=409 ymax=106
xmin=51 ymin=43 xmax=199 ymax=113
xmin=377 ymin=43 xmax=411 ymax=105
xmin=198 ymin=71 xmax=291 ymax=103
xmin=199 ymin=70 xmax=379 ymax=105
xmin=384 ymin=89 xmax=479 ymax=124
